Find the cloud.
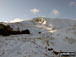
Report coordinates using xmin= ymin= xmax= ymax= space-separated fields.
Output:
xmin=70 ymin=1 xmax=76 ymax=6
xmin=30 ymin=8 xmax=40 ymax=13
xmin=10 ymin=18 xmax=24 ymax=23
xmin=52 ymin=9 xmax=59 ymax=15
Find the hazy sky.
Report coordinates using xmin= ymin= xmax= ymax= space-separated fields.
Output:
xmin=0 ymin=0 xmax=76 ymax=22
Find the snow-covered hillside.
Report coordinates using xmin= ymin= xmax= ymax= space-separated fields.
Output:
xmin=0 ymin=17 xmax=76 ymax=57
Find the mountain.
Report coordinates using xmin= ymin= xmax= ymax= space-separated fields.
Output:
xmin=0 ymin=17 xmax=76 ymax=57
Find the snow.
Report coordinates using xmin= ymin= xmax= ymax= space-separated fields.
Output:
xmin=0 ymin=17 xmax=76 ymax=57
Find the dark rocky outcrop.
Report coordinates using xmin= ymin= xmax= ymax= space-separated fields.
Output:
xmin=48 ymin=48 xmax=53 ymax=51
xmin=53 ymin=51 xmax=59 ymax=55
xmin=22 ymin=29 xmax=30 ymax=34
xmin=0 ymin=23 xmax=30 ymax=36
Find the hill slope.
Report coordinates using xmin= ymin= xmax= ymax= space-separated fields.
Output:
xmin=0 ymin=17 xmax=76 ymax=57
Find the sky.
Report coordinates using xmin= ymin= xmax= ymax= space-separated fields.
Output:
xmin=0 ymin=0 xmax=76 ymax=22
